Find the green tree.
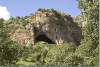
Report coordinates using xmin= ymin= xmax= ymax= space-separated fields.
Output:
xmin=0 ymin=19 xmax=22 ymax=65
xmin=75 ymin=0 xmax=99 ymax=66
xmin=77 ymin=0 xmax=99 ymax=45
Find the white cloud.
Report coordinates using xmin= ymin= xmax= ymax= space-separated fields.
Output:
xmin=0 ymin=6 xmax=10 ymax=20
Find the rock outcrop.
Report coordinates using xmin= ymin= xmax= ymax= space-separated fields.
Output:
xmin=9 ymin=9 xmax=82 ymax=46
xmin=26 ymin=9 xmax=82 ymax=45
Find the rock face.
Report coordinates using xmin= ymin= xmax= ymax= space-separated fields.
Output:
xmin=9 ymin=9 xmax=82 ymax=46
xmin=11 ymin=28 xmax=33 ymax=46
xmin=26 ymin=9 xmax=82 ymax=45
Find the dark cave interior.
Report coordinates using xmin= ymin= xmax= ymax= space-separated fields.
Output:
xmin=35 ymin=34 xmax=55 ymax=44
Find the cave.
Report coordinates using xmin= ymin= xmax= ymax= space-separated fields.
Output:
xmin=35 ymin=34 xmax=55 ymax=44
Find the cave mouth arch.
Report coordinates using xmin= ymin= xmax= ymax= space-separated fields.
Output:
xmin=35 ymin=34 xmax=55 ymax=44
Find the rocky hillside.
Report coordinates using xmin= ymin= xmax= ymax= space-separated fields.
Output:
xmin=9 ymin=9 xmax=82 ymax=46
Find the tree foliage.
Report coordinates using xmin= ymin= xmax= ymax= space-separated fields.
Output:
xmin=0 ymin=19 xmax=23 ymax=65
xmin=0 ymin=0 xmax=99 ymax=66
xmin=78 ymin=0 xmax=99 ymax=45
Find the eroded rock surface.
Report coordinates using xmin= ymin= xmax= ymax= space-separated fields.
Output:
xmin=27 ymin=9 xmax=82 ymax=45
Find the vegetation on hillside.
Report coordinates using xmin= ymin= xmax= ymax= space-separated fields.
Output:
xmin=0 ymin=0 xmax=99 ymax=66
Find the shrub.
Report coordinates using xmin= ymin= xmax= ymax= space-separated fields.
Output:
xmin=17 ymin=43 xmax=49 ymax=65
xmin=16 ymin=42 xmax=77 ymax=66
xmin=0 ymin=42 xmax=23 ymax=65
xmin=64 ymin=53 xmax=84 ymax=66
xmin=44 ymin=43 xmax=76 ymax=65
xmin=75 ymin=38 xmax=99 ymax=66
xmin=75 ymin=38 xmax=97 ymax=57
xmin=0 ymin=19 xmax=23 ymax=65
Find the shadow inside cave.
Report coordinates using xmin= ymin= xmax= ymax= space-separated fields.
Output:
xmin=35 ymin=34 xmax=55 ymax=44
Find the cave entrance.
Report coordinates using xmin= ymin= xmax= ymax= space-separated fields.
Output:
xmin=35 ymin=34 xmax=55 ymax=44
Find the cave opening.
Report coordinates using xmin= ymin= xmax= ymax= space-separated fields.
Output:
xmin=35 ymin=34 xmax=55 ymax=44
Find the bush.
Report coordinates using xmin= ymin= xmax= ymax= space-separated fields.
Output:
xmin=44 ymin=43 xmax=76 ymax=65
xmin=75 ymin=38 xmax=97 ymax=57
xmin=16 ymin=42 xmax=77 ymax=66
xmin=64 ymin=53 xmax=84 ymax=66
xmin=83 ymin=56 xmax=99 ymax=66
xmin=16 ymin=43 xmax=49 ymax=65
xmin=0 ymin=42 xmax=23 ymax=65
xmin=75 ymin=38 xmax=99 ymax=66
xmin=0 ymin=19 xmax=23 ymax=65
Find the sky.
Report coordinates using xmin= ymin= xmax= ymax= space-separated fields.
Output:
xmin=0 ymin=0 xmax=80 ymax=20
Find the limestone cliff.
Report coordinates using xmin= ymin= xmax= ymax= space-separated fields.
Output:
xmin=25 ymin=9 xmax=82 ymax=45
xmin=9 ymin=9 xmax=82 ymax=46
